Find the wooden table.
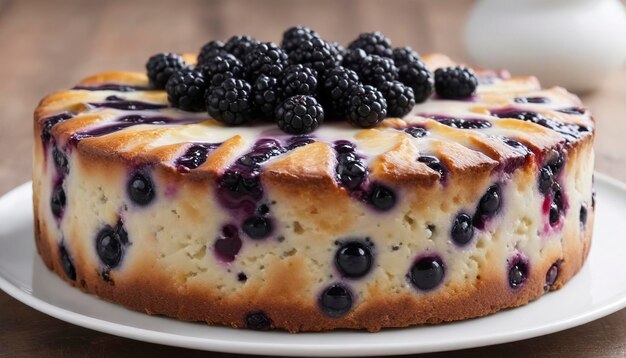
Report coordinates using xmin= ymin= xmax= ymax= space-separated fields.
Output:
xmin=1 ymin=0 xmax=625 ymax=356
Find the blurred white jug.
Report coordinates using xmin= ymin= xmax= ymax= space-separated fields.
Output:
xmin=465 ymin=0 xmax=626 ymax=92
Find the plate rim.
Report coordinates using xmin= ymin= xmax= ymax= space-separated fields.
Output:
xmin=0 ymin=173 xmax=625 ymax=356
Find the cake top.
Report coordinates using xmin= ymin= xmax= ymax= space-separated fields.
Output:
xmin=36 ymin=28 xmax=594 ymax=189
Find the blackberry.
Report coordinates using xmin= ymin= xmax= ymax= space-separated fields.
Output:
xmin=224 ymin=35 xmax=258 ymax=60
xmin=329 ymin=41 xmax=345 ymax=64
xmin=348 ymin=32 xmax=393 ymax=58
xmin=397 ymin=57 xmax=433 ymax=103
xmin=244 ymin=42 xmax=288 ymax=81
xmin=197 ymin=40 xmax=227 ymax=66
xmin=166 ymin=68 xmax=208 ymax=112
xmin=320 ymin=66 xmax=360 ymax=118
xmin=252 ymin=74 xmax=283 ymax=118
xmin=434 ymin=66 xmax=478 ymax=99
xmin=281 ymin=26 xmax=320 ymax=53
xmin=357 ymin=55 xmax=398 ymax=86
xmin=281 ymin=64 xmax=318 ymax=97
xmin=378 ymin=81 xmax=415 ymax=117
xmin=275 ymin=95 xmax=324 ymax=134
xmin=146 ymin=53 xmax=186 ymax=89
xmin=206 ymin=78 xmax=253 ymax=125
xmin=200 ymin=54 xmax=244 ymax=85
xmin=347 ymin=85 xmax=387 ymax=128
xmin=341 ymin=48 xmax=368 ymax=72
xmin=392 ymin=47 xmax=420 ymax=66
xmin=288 ymin=37 xmax=339 ymax=76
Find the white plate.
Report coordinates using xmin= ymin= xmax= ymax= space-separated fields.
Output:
xmin=1 ymin=173 xmax=626 ymax=356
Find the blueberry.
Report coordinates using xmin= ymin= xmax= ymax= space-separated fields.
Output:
xmin=219 ymin=171 xmax=263 ymax=200
xmin=319 ymin=283 xmax=353 ymax=318
xmin=435 ymin=117 xmax=492 ymax=129
xmin=59 ymin=244 xmax=76 ymax=281
xmin=335 ymin=241 xmax=373 ymax=278
xmin=52 ymin=147 xmax=69 ymax=175
xmin=580 ymin=204 xmax=588 ymax=227
xmin=478 ymin=185 xmax=501 ymax=217
xmin=538 ymin=166 xmax=554 ymax=195
xmin=405 ymin=126 xmax=428 ymax=138
xmin=451 ymin=213 xmax=474 ymax=245
xmin=409 ymin=256 xmax=445 ymax=291
xmin=548 ymin=153 xmax=565 ymax=175
xmin=369 ymin=185 xmax=396 ymax=211
xmin=549 ymin=202 xmax=560 ymax=225
xmin=545 ymin=262 xmax=560 ymax=291
xmin=508 ymin=260 xmax=528 ymax=289
xmin=242 ymin=215 xmax=272 ymax=239
xmin=50 ymin=184 xmax=66 ymax=218
xmin=336 ymin=160 xmax=367 ymax=190
xmin=334 ymin=140 xmax=355 ymax=154
xmin=245 ymin=311 xmax=272 ymax=330
xmin=96 ymin=226 xmax=124 ymax=268
xmin=237 ymin=272 xmax=248 ymax=282
xmin=417 ymin=155 xmax=446 ymax=179
xmin=214 ymin=224 xmax=242 ymax=262
xmin=514 ymin=96 xmax=549 ymax=104
xmin=127 ymin=172 xmax=155 ymax=206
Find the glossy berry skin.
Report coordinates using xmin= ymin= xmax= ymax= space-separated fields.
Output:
xmin=369 ymin=185 xmax=396 ymax=211
xmin=242 ymin=215 xmax=272 ymax=239
xmin=434 ymin=66 xmax=478 ymax=99
xmin=252 ymin=75 xmax=283 ymax=118
xmin=146 ymin=53 xmax=186 ymax=89
xmin=245 ymin=311 xmax=272 ymax=330
xmin=197 ymin=40 xmax=227 ymax=66
xmin=336 ymin=158 xmax=366 ymax=190
xmin=335 ymin=241 xmax=373 ymax=278
xmin=206 ymin=78 xmax=253 ymax=125
xmin=50 ymin=184 xmax=66 ymax=218
xmin=320 ymin=66 xmax=360 ymax=118
xmin=127 ymin=172 xmax=155 ymax=206
xmin=580 ymin=204 xmax=588 ymax=227
xmin=95 ymin=225 xmax=127 ymax=269
xmin=200 ymin=54 xmax=244 ymax=86
xmin=244 ymin=42 xmax=288 ymax=80
xmin=281 ymin=64 xmax=318 ymax=97
xmin=538 ymin=166 xmax=554 ymax=194
xmin=347 ymin=85 xmax=387 ymax=128
xmin=409 ymin=256 xmax=445 ymax=291
xmin=166 ymin=69 xmax=208 ymax=112
xmin=288 ymin=37 xmax=339 ymax=76
xmin=59 ymin=244 xmax=76 ymax=281
xmin=341 ymin=48 xmax=368 ymax=73
xmin=451 ymin=213 xmax=474 ymax=246
xmin=52 ymin=147 xmax=69 ymax=175
xmin=435 ymin=117 xmax=491 ymax=129
xmin=378 ymin=81 xmax=415 ymax=117
xmin=281 ymin=26 xmax=319 ymax=54
xmin=392 ymin=47 xmax=420 ymax=66
xmin=478 ymin=185 xmax=501 ymax=217
xmin=319 ymin=283 xmax=353 ymax=318
xmin=397 ymin=57 xmax=433 ymax=103
xmin=224 ymin=35 xmax=258 ymax=60
xmin=275 ymin=95 xmax=324 ymax=134
xmin=357 ymin=55 xmax=398 ymax=86
xmin=545 ymin=262 xmax=560 ymax=291
xmin=348 ymin=32 xmax=393 ymax=58
xmin=405 ymin=126 xmax=428 ymax=138
xmin=509 ymin=260 xmax=528 ymax=289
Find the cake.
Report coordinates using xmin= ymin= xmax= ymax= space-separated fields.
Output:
xmin=32 ymin=30 xmax=595 ymax=332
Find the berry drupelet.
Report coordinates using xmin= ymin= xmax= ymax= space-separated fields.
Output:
xmin=281 ymin=64 xmax=318 ymax=97
xmin=206 ymin=78 xmax=253 ymax=125
xmin=392 ymin=47 xmax=420 ymax=66
xmin=347 ymin=85 xmax=388 ymax=128
xmin=397 ymin=57 xmax=433 ymax=103
xmin=244 ymin=42 xmax=288 ymax=81
xmin=197 ymin=40 xmax=227 ymax=66
xmin=434 ymin=66 xmax=478 ymax=99
xmin=146 ymin=53 xmax=186 ymax=89
xmin=275 ymin=95 xmax=324 ymax=134
xmin=288 ymin=37 xmax=339 ymax=76
xmin=281 ymin=26 xmax=320 ymax=54
xmin=224 ymin=35 xmax=258 ymax=60
xmin=378 ymin=80 xmax=415 ymax=117
xmin=320 ymin=66 xmax=360 ymax=118
xmin=357 ymin=55 xmax=398 ymax=86
xmin=348 ymin=32 xmax=393 ymax=58
xmin=341 ymin=48 xmax=368 ymax=72
xmin=252 ymin=74 xmax=283 ymax=118
xmin=200 ymin=54 xmax=244 ymax=86
xmin=166 ymin=68 xmax=208 ymax=112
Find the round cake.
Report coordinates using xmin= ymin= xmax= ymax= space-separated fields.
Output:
xmin=33 ymin=46 xmax=595 ymax=332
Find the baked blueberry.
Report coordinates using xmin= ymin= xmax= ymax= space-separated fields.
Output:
xmin=242 ymin=215 xmax=272 ymax=239
xmin=508 ymin=259 xmax=528 ymax=289
xmin=214 ymin=224 xmax=242 ymax=262
xmin=52 ymin=147 xmax=69 ymax=175
xmin=451 ymin=213 xmax=474 ymax=246
xmin=50 ymin=184 xmax=66 ymax=218
xmin=369 ymin=184 xmax=396 ymax=211
xmin=336 ymin=159 xmax=367 ymax=190
xmin=409 ymin=256 xmax=445 ymax=291
xmin=335 ymin=241 xmax=373 ymax=278
xmin=405 ymin=126 xmax=428 ymax=138
xmin=319 ymin=283 xmax=353 ymax=318
xmin=127 ymin=172 xmax=155 ymax=206
xmin=59 ymin=244 xmax=76 ymax=281
xmin=245 ymin=311 xmax=272 ymax=330
xmin=545 ymin=262 xmax=560 ymax=291
xmin=96 ymin=225 xmax=124 ymax=268
xmin=478 ymin=185 xmax=501 ymax=217
xmin=417 ymin=155 xmax=446 ymax=180
xmin=538 ymin=166 xmax=554 ymax=195
xmin=580 ymin=204 xmax=588 ymax=227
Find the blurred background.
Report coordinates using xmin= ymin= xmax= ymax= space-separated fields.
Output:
xmin=1 ymin=0 xmax=626 ymax=356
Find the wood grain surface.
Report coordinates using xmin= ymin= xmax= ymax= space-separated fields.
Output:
xmin=1 ymin=0 xmax=625 ymax=356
